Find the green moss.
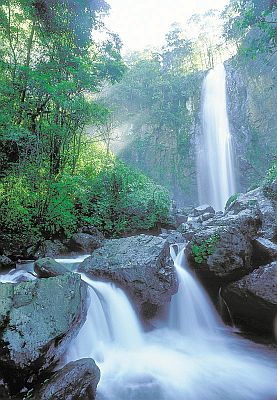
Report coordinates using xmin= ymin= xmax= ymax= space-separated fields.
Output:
xmin=191 ymin=233 xmax=220 ymax=264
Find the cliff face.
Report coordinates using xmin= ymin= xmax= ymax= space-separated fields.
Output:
xmin=225 ymin=54 xmax=277 ymax=192
xmin=109 ymin=73 xmax=203 ymax=207
xmin=108 ymin=52 xmax=276 ymax=207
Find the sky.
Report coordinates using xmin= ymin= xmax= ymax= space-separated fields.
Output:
xmin=104 ymin=0 xmax=230 ymax=53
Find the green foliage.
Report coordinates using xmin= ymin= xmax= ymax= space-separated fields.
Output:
xmin=105 ymin=44 xmax=203 ymax=201
xmin=223 ymin=0 xmax=277 ymax=58
xmin=191 ymin=233 xmax=220 ymax=264
xmin=225 ymin=192 xmax=240 ymax=209
xmin=262 ymin=162 xmax=277 ymax=200
xmin=0 ymin=142 xmax=170 ymax=242
xmin=263 ymin=162 xmax=277 ymax=186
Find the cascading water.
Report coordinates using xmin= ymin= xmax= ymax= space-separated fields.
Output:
xmin=65 ymin=251 xmax=277 ymax=400
xmin=168 ymin=244 xmax=221 ymax=337
xmin=197 ymin=64 xmax=236 ymax=211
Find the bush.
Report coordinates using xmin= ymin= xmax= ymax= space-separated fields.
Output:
xmin=0 ymin=143 xmax=170 ymax=243
xmin=191 ymin=233 xmax=220 ymax=264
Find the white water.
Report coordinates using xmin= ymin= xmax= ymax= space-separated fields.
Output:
xmin=168 ymin=244 xmax=221 ymax=337
xmin=0 ymin=268 xmax=36 ymax=283
xmin=66 ymin=250 xmax=277 ymax=400
xmin=197 ymin=64 xmax=236 ymax=211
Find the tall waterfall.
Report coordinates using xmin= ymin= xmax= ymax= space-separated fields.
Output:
xmin=65 ymin=255 xmax=277 ymax=400
xmin=197 ymin=64 xmax=236 ymax=211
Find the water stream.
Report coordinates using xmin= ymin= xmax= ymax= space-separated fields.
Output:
xmin=65 ymin=248 xmax=277 ymax=400
xmin=197 ymin=64 xmax=236 ymax=211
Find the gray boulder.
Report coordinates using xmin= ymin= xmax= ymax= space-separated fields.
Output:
xmin=252 ymin=237 xmax=277 ymax=267
xmin=68 ymin=228 xmax=104 ymax=254
xmin=34 ymin=257 xmax=68 ymax=278
xmin=186 ymin=207 xmax=261 ymax=285
xmin=226 ymin=187 xmax=277 ymax=240
xmin=33 ymin=358 xmax=100 ymax=400
xmin=191 ymin=204 xmax=215 ymax=217
xmin=34 ymin=240 xmax=68 ymax=259
xmin=201 ymin=212 xmax=214 ymax=222
xmin=79 ymin=234 xmax=178 ymax=318
xmin=0 ymin=273 xmax=87 ymax=388
xmin=0 ymin=256 xmax=15 ymax=271
xmin=0 ymin=376 xmax=10 ymax=400
xmin=223 ymin=262 xmax=277 ymax=334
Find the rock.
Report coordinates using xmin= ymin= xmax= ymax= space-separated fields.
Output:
xmin=175 ymin=213 xmax=188 ymax=226
xmin=79 ymin=234 xmax=178 ymax=318
xmin=34 ymin=240 xmax=68 ymax=259
xmin=226 ymin=187 xmax=277 ymax=240
xmin=185 ymin=206 xmax=262 ymax=299
xmin=252 ymin=237 xmax=277 ymax=267
xmin=0 ymin=256 xmax=15 ymax=271
xmin=33 ymin=358 xmax=100 ymax=400
xmin=162 ymin=230 xmax=184 ymax=246
xmin=0 ymin=273 xmax=87 ymax=391
xmin=0 ymin=376 xmax=10 ymax=399
xmin=201 ymin=212 xmax=214 ymax=222
xmin=68 ymin=230 xmax=104 ymax=254
xmin=191 ymin=204 xmax=215 ymax=217
xmin=79 ymin=226 xmax=105 ymax=239
xmin=34 ymin=258 xmax=69 ymax=278
xmin=223 ymin=262 xmax=277 ymax=334
xmin=177 ymin=220 xmax=202 ymax=241
xmin=186 ymin=225 xmax=253 ymax=283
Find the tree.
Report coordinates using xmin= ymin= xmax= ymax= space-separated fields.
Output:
xmin=0 ymin=0 xmax=125 ymax=177
xmin=222 ymin=0 xmax=277 ymax=58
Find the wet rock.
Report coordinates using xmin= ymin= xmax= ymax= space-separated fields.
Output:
xmin=33 ymin=358 xmax=100 ymax=400
xmin=175 ymin=213 xmax=188 ymax=226
xmin=0 ymin=273 xmax=87 ymax=390
xmin=185 ymin=206 xmax=262 ymax=301
xmin=186 ymin=225 xmax=253 ymax=283
xmin=191 ymin=204 xmax=215 ymax=217
xmin=68 ymin=229 xmax=104 ymax=254
xmin=226 ymin=187 xmax=277 ymax=241
xmin=79 ymin=234 xmax=178 ymax=318
xmin=0 ymin=376 xmax=11 ymax=399
xmin=252 ymin=237 xmax=277 ymax=267
xmin=201 ymin=212 xmax=214 ymax=222
xmin=34 ymin=240 xmax=68 ymax=259
xmin=0 ymin=256 xmax=15 ymax=271
xmin=161 ymin=230 xmax=184 ymax=246
xmin=34 ymin=258 xmax=68 ymax=278
xmin=223 ymin=262 xmax=277 ymax=334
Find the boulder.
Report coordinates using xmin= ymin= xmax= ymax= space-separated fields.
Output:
xmin=186 ymin=225 xmax=253 ymax=283
xmin=68 ymin=229 xmax=104 ymax=254
xmin=226 ymin=187 xmax=277 ymax=240
xmin=79 ymin=234 xmax=178 ymax=318
xmin=184 ymin=206 xmax=263 ymax=300
xmin=0 ymin=273 xmax=88 ymax=391
xmin=34 ymin=258 xmax=68 ymax=278
xmin=34 ymin=240 xmax=68 ymax=259
xmin=33 ymin=358 xmax=100 ymax=400
xmin=252 ymin=237 xmax=277 ymax=267
xmin=223 ymin=262 xmax=277 ymax=334
xmin=0 ymin=376 xmax=10 ymax=400
xmin=0 ymin=256 xmax=15 ymax=271
xmin=201 ymin=212 xmax=214 ymax=222
xmin=191 ymin=204 xmax=215 ymax=217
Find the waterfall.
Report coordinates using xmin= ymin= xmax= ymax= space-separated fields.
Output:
xmin=66 ymin=274 xmax=144 ymax=363
xmin=168 ymin=244 xmax=221 ymax=337
xmin=197 ymin=64 xmax=236 ymax=211
xmin=65 ymin=254 xmax=277 ymax=400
